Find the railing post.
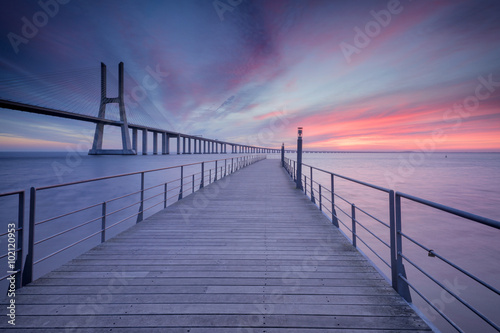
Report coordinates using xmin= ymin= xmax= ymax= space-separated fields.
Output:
xmin=138 ymin=172 xmax=144 ymax=222
xmin=101 ymin=201 xmax=106 ymax=243
xmin=214 ymin=160 xmax=218 ymax=181
xmin=192 ymin=174 xmax=195 ymax=194
xmin=231 ymin=158 xmax=234 ymax=173
xmin=225 ymin=159 xmax=227 ymax=176
xmin=16 ymin=191 xmax=24 ymax=289
xmin=351 ymin=203 xmax=357 ymax=248
xmin=394 ymin=192 xmax=412 ymax=302
xmin=331 ymin=174 xmax=339 ymax=227
xmin=390 ymin=190 xmax=398 ymax=291
xmin=200 ymin=162 xmax=204 ymax=189
xmin=178 ymin=166 xmax=184 ymax=200
xmin=281 ymin=143 xmax=284 ymax=167
xmin=164 ymin=183 xmax=168 ymax=208
xmin=303 ymin=175 xmax=307 ymax=195
xmin=209 ymin=169 xmax=212 ymax=184
xmin=310 ymin=167 xmax=315 ymax=203
xmin=318 ymin=184 xmax=323 ymax=211
xmin=22 ymin=187 xmax=36 ymax=286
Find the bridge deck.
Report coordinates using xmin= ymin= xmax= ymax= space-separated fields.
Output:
xmin=6 ymin=159 xmax=430 ymax=332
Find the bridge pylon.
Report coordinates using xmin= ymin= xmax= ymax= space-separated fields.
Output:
xmin=89 ymin=62 xmax=136 ymax=155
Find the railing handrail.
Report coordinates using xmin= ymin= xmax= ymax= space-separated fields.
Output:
xmin=20 ymin=154 xmax=264 ymax=287
xmin=282 ymin=156 xmax=500 ymax=333
xmin=35 ymin=155 xmax=252 ymax=191
xmin=396 ymin=191 xmax=500 ymax=230
xmin=0 ymin=189 xmax=25 ymax=197
xmin=302 ymin=162 xmax=391 ymax=193
xmin=289 ymin=157 xmax=499 ymax=230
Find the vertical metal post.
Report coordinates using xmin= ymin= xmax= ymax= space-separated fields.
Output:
xmin=310 ymin=167 xmax=315 ymax=203
xmin=390 ymin=190 xmax=397 ymax=290
xmin=394 ymin=192 xmax=412 ymax=302
xmin=281 ymin=143 xmax=285 ymax=167
xmin=23 ymin=187 xmax=36 ymax=286
xmin=319 ymin=185 xmax=322 ymax=211
xmin=178 ymin=166 xmax=184 ymax=200
xmin=200 ymin=162 xmax=204 ymax=189
xmin=101 ymin=201 xmax=106 ymax=243
xmin=15 ymin=191 xmax=24 ymax=288
xmin=164 ymin=183 xmax=168 ymax=208
xmin=138 ymin=172 xmax=144 ymax=222
xmin=209 ymin=169 xmax=212 ymax=184
xmin=351 ymin=204 xmax=356 ymax=248
xmin=192 ymin=174 xmax=195 ymax=194
xmin=225 ymin=159 xmax=227 ymax=176
xmin=214 ymin=160 xmax=218 ymax=181
xmin=331 ymin=174 xmax=339 ymax=227
xmin=296 ymin=128 xmax=303 ymax=191
xmin=303 ymin=175 xmax=307 ymax=194
xmin=231 ymin=158 xmax=234 ymax=173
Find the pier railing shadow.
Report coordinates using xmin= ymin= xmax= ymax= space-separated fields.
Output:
xmin=0 ymin=155 xmax=264 ymax=291
xmin=283 ymin=156 xmax=500 ymax=333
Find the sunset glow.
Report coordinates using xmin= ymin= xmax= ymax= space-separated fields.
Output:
xmin=0 ymin=0 xmax=499 ymax=151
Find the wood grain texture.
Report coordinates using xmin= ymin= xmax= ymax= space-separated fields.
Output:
xmin=2 ymin=159 xmax=431 ymax=331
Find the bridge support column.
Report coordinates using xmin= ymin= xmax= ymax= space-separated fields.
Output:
xmin=183 ymin=137 xmax=187 ymax=154
xmin=132 ymin=129 xmax=138 ymax=152
xmin=162 ymin=133 xmax=169 ymax=155
xmin=142 ymin=130 xmax=148 ymax=155
xmin=153 ymin=132 xmax=158 ymax=155
xmin=177 ymin=134 xmax=181 ymax=154
xmin=89 ymin=62 xmax=136 ymax=155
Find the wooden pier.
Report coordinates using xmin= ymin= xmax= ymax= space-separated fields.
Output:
xmin=3 ymin=159 xmax=431 ymax=332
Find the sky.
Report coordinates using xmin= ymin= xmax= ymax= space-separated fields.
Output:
xmin=0 ymin=0 xmax=499 ymax=152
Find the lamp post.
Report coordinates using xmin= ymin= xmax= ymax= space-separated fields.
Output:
xmin=281 ymin=143 xmax=285 ymax=167
xmin=296 ymin=127 xmax=303 ymax=190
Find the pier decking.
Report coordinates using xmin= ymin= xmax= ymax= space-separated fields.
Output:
xmin=4 ymin=159 xmax=430 ymax=332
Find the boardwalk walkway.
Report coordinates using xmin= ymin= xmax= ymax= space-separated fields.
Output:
xmin=5 ymin=159 xmax=431 ymax=332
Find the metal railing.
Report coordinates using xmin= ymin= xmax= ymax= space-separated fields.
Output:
xmin=0 ymin=155 xmax=264 ymax=287
xmin=283 ymin=157 xmax=500 ymax=333
xmin=0 ymin=190 xmax=24 ymax=289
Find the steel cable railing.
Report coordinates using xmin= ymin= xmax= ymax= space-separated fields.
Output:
xmin=282 ymin=156 xmax=500 ymax=333
xmin=0 ymin=155 xmax=264 ymax=286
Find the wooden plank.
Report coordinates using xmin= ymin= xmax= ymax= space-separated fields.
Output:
xmin=1 ymin=159 xmax=431 ymax=331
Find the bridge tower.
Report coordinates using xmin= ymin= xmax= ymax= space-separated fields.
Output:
xmin=89 ymin=62 xmax=136 ymax=155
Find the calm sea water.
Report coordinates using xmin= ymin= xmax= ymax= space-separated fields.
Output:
xmin=1 ymin=151 xmax=499 ymax=332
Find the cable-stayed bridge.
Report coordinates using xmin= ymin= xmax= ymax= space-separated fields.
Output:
xmin=0 ymin=62 xmax=280 ymax=155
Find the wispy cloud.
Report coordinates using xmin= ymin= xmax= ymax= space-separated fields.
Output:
xmin=0 ymin=0 xmax=499 ymax=151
